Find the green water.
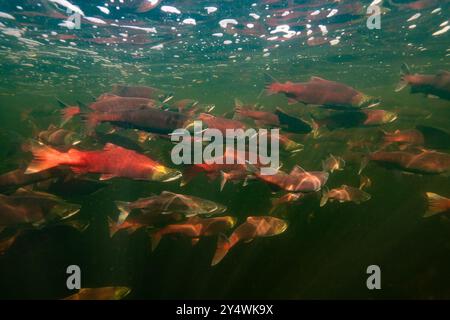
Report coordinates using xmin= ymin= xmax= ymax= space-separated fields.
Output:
xmin=0 ymin=0 xmax=450 ymax=299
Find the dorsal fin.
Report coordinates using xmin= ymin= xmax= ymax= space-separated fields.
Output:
xmin=290 ymin=165 xmax=306 ymax=176
xmin=234 ymin=98 xmax=243 ymax=108
xmin=103 ymin=143 xmax=124 ymax=151
xmin=160 ymin=191 xmax=179 ymax=197
xmin=310 ymin=76 xmax=328 ymax=82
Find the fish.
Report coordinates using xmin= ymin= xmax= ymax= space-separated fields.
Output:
xmin=84 ymin=108 xmax=190 ymax=135
xmin=248 ymin=164 xmax=329 ymax=192
xmin=235 ymin=102 xmax=312 ymax=134
xmin=266 ymin=75 xmax=380 ymax=109
xmin=0 ymin=230 xmax=22 ymax=255
xmin=38 ymin=125 xmax=82 ymax=147
xmin=0 ymin=188 xmax=81 ymax=229
xmin=270 ymin=193 xmax=304 ymax=213
xmin=320 ymin=185 xmax=371 ymax=207
xmin=322 ymin=154 xmax=346 ymax=173
xmin=424 ymin=192 xmax=450 ymax=218
xmin=150 ymin=216 xmax=237 ymax=251
xmin=0 ymin=168 xmax=62 ymax=194
xmin=368 ymin=149 xmax=450 ymax=174
xmin=63 ymin=287 xmax=131 ymax=300
xmin=182 ymin=148 xmax=266 ymax=188
xmin=61 ymin=96 xmax=160 ymax=123
xmin=196 ymin=113 xmax=247 ymax=134
xmin=25 ymin=142 xmax=182 ymax=182
xmin=382 ymin=129 xmax=425 ymax=149
xmin=171 ymin=99 xmax=199 ymax=113
xmin=110 ymin=84 xmax=173 ymax=102
xmin=362 ymin=110 xmax=398 ymax=126
xmin=311 ymin=109 xmax=397 ymax=130
xmin=115 ymin=191 xmax=227 ymax=225
xmin=396 ymin=64 xmax=450 ymax=100
xmin=211 ymin=216 xmax=288 ymax=266
xmin=234 ymin=102 xmax=280 ymax=127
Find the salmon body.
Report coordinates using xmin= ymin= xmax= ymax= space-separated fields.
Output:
xmin=114 ymin=191 xmax=227 ymax=227
xmin=267 ymin=76 xmax=379 ymax=109
xmin=255 ymin=166 xmax=329 ymax=192
xmin=0 ymin=189 xmax=80 ymax=227
xmin=38 ymin=125 xmax=81 ymax=147
xmin=26 ymin=143 xmax=181 ymax=182
xmin=211 ymin=216 xmax=288 ymax=266
xmin=321 ymin=185 xmax=371 ymax=207
xmin=383 ymin=129 xmax=425 ymax=146
xmin=397 ymin=64 xmax=450 ymax=100
xmin=403 ymin=72 xmax=450 ymax=100
xmin=197 ymin=113 xmax=246 ymax=133
xmin=87 ymin=108 xmax=190 ymax=134
xmin=370 ymin=150 xmax=450 ymax=174
xmin=90 ymin=96 xmax=159 ymax=112
xmin=150 ymin=216 xmax=237 ymax=251
xmin=111 ymin=84 xmax=171 ymax=101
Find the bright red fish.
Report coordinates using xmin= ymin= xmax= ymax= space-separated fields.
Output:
xmin=25 ymin=143 xmax=181 ymax=182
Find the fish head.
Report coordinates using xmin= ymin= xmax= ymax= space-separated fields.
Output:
xmin=202 ymin=200 xmax=227 ymax=215
xmin=267 ymin=217 xmax=289 ymax=235
xmin=283 ymin=139 xmax=304 ymax=153
xmin=113 ymin=287 xmax=131 ymax=300
xmin=358 ymin=94 xmax=381 ymax=109
xmin=136 ymin=0 xmax=160 ymax=13
xmin=247 ymin=216 xmax=288 ymax=236
xmin=151 ymin=166 xmax=182 ymax=182
xmin=226 ymin=216 xmax=238 ymax=228
xmin=50 ymin=201 xmax=81 ymax=220
xmin=382 ymin=111 xmax=398 ymax=124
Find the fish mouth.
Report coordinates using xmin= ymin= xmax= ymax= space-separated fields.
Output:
xmin=162 ymin=169 xmax=183 ymax=182
xmin=151 ymin=165 xmax=182 ymax=182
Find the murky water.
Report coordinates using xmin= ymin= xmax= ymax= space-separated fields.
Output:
xmin=0 ymin=0 xmax=449 ymax=299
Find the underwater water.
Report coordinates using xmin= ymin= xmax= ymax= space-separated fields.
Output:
xmin=0 ymin=0 xmax=449 ymax=300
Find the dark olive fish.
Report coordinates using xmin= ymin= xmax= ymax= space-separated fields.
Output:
xmin=0 ymin=189 xmax=81 ymax=229
xmin=115 ymin=191 xmax=227 ymax=225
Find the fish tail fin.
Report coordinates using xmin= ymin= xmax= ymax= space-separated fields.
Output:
xmin=211 ymin=234 xmax=231 ymax=266
xmin=61 ymin=106 xmax=81 ymax=125
xmin=80 ymin=112 xmax=99 ymax=135
xmin=107 ymin=217 xmax=121 ymax=237
xmin=309 ymin=114 xmax=324 ymax=139
xmin=424 ymin=193 xmax=450 ymax=218
xmin=264 ymin=73 xmax=281 ymax=95
xmin=358 ymin=155 xmax=370 ymax=175
xmin=396 ymin=63 xmax=410 ymax=92
xmin=220 ymin=171 xmax=230 ymax=191
xmin=320 ymin=187 xmax=330 ymax=207
xmin=114 ymin=201 xmax=132 ymax=225
xmin=25 ymin=142 xmax=65 ymax=174
xmin=150 ymin=231 xmax=162 ymax=252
